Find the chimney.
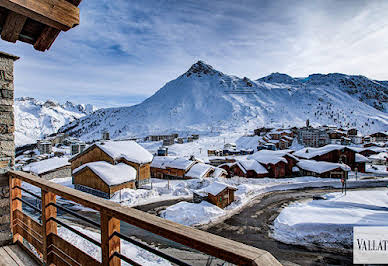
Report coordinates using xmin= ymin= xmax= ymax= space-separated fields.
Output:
xmin=102 ymin=132 xmax=110 ymax=140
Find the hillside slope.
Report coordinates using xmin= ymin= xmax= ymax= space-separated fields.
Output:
xmin=60 ymin=61 xmax=388 ymax=141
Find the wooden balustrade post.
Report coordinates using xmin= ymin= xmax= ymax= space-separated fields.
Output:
xmin=101 ymin=210 xmax=121 ymax=266
xmin=9 ymin=176 xmax=22 ymax=243
xmin=41 ymin=190 xmax=57 ymax=264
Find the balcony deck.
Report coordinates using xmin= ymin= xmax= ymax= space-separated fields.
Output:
xmin=0 ymin=244 xmax=39 ymax=266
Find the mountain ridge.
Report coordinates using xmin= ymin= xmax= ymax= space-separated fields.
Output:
xmin=59 ymin=61 xmax=388 ymax=141
xmin=15 ymin=97 xmax=97 ymax=146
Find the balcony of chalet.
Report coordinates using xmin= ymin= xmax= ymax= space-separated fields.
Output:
xmin=0 ymin=0 xmax=281 ymax=265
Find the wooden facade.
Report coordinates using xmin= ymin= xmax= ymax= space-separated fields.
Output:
xmin=72 ymin=167 xmax=135 ymax=198
xmin=70 ymin=145 xmax=151 ymax=186
xmin=262 ymin=161 xmax=287 ymax=178
xmin=207 ymin=188 xmax=236 ymax=209
xmin=283 ymin=155 xmax=298 ymax=177
xmin=307 ymin=147 xmax=365 ymax=173
xmin=70 ymin=145 xmax=114 ymax=170
xmin=0 ymin=0 xmax=82 ymax=51
xmin=299 ymin=167 xmax=348 ymax=179
xmin=150 ymin=165 xmax=194 ymax=180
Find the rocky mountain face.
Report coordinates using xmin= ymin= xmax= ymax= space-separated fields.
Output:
xmin=15 ymin=97 xmax=97 ymax=146
xmin=59 ymin=61 xmax=388 ymax=141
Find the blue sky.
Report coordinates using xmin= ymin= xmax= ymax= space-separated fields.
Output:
xmin=1 ymin=0 xmax=388 ymax=108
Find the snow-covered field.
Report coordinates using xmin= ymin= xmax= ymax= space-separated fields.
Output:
xmin=272 ymin=189 xmax=388 ymax=251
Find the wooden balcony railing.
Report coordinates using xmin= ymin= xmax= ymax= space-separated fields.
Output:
xmin=8 ymin=170 xmax=280 ymax=265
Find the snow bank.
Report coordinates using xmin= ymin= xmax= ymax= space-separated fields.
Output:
xmin=272 ymin=189 xmax=388 ymax=250
xmin=23 ymin=157 xmax=70 ymax=175
xmin=161 ymin=201 xmax=225 ymax=226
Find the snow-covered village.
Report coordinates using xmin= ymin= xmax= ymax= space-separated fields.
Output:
xmin=1 ymin=1 xmax=388 ymax=266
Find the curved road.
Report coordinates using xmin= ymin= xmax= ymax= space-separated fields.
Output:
xmin=202 ymin=187 xmax=382 ymax=266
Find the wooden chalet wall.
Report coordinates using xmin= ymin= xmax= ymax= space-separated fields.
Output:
xmin=283 ymin=155 xmax=298 ymax=177
xmin=207 ymin=189 xmax=235 ymax=209
xmin=70 ymin=146 xmax=114 ymax=170
xmin=312 ymin=148 xmax=361 ymax=172
xmin=265 ymin=161 xmax=287 ymax=178
xmin=72 ymin=167 xmax=135 ymax=197
xmin=300 ymin=167 xmax=348 ymax=179
xmin=117 ymin=158 xmax=151 ymax=183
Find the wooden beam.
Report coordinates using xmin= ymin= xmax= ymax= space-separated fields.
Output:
xmin=33 ymin=0 xmax=82 ymax=51
xmin=33 ymin=25 xmax=60 ymax=51
xmin=101 ymin=211 xmax=121 ymax=266
xmin=41 ymin=190 xmax=57 ymax=264
xmin=9 ymin=176 xmax=22 ymax=244
xmin=1 ymin=11 xmax=26 ymax=42
xmin=0 ymin=0 xmax=80 ymax=31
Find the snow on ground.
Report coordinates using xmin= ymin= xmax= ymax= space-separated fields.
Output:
xmin=139 ymin=132 xmax=247 ymax=158
xmin=161 ymin=201 xmax=225 ymax=226
xmin=160 ymin=176 xmax=388 ymax=227
xmin=366 ymin=164 xmax=388 ymax=175
xmin=58 ymin=225 xmax=171 ymax=265
xmin=272 ymin=189 xmax=388 ymax=251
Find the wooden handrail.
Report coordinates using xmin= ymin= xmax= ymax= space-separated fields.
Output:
xmin=8 ymin=170 xmax=281 ymax=265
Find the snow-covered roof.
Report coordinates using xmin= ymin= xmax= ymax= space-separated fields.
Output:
xmin=73 ymin=161 xmax=136 ymax=186
xmin=292 ymin=166 xmax=300 ymax=172
xmin=23 ymin=157 xmax=70 ymax=175
xmin=212 ymin=167 xmax=228 ymax=178
xmin=369 ymin=152 xmax=388 ymax=160
xmin=196 ymin=181 xmax=237 ymax=196
xmin=248 ymin=151 xmax=288 ymax=165
xmin=71 ymin=140 xmax=153 ymax=164
xmin=185 ymin=163 xmax=214 ymax=179
xmin=296 ymin=160 xmax=351 ymax=174
xmin=96 ymin=141 xmax=153 ymax=164
xmin=236 ymin=159 xmax=268 ymax=174
xmin=166 ymin=158 xmax=196 ymax=170
xmin=150 ymin=156 xmax=176 ymax=169
xmin=355 ymin=153 xmax=370 ymax=163
xmin=293 ymin=145 xmax=345 ymax=159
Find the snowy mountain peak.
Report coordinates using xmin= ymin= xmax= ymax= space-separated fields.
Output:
xmin=258 ymin=72 xmax=298 ymax=84
xmin=185 ymin=60 xmax=221 ymax=77
xmin=59 ymin=63 xmax=388 ymax=142
xmin=15 ymin=97 xmax=97 ymax=146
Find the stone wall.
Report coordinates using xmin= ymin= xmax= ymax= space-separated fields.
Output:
xmin=0 ymin=51 xmax=19 ymax=246
xmin=40 ymin=166 xmax=71 ymax=180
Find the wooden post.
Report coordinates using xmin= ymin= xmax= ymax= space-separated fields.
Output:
xmin=41 ymin=190 xmax=57 ymax=264
xmin=9 ymin=176 xmax=22 ymax=243
xmin=101 ymin=210 xmax=121 ymax=266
